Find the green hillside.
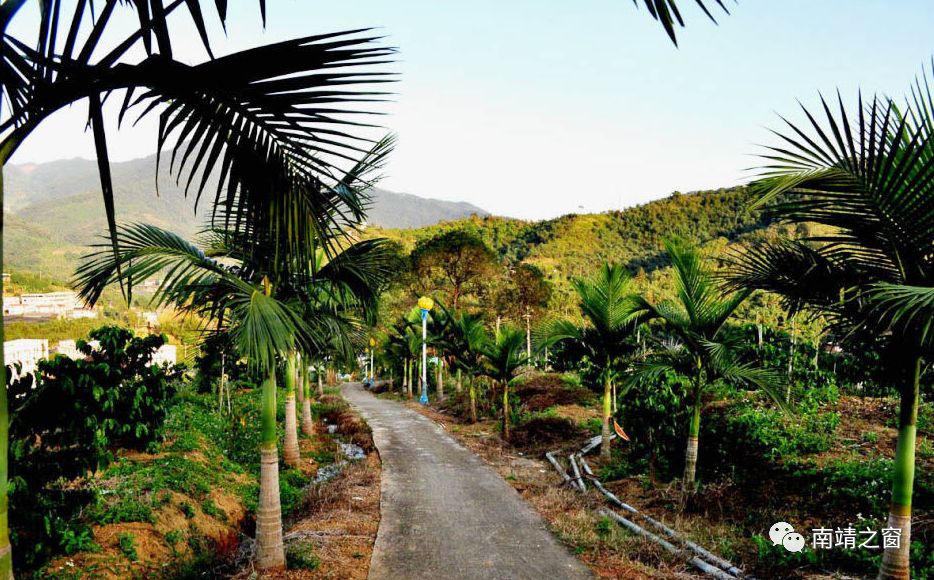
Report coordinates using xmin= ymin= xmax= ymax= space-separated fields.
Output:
xmin=369 ymin=185 xmax=767 ymax=272
xmin=370 ymin=185 xmax=821 ymax=339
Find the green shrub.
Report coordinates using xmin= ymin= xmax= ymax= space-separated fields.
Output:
xmin=595 ymin=516 xmax=613 ymax=538
xmin=59 ymin=527 xmax=100 ymax=555
xmin=200 ymin=499 xmax=227 ymax=522
xmin=180 ymin=502 xmax=196 ymax=519
xmin=117 ymin=532 xmax=138 ymax=562
xmin=280 ymin=469 xmax=312 ymax=517
xmin=165 ymin=530 xmax=184 ymax=554
xmin=286 ymin=541 xmax=321 ymax=570
xmin=700 ymin=401 xmax=840 ymax=482
xmin=88 ymin=495 xmax=155 ymax=525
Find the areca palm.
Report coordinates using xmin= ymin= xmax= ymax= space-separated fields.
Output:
xmin=631 ymin=239 xmax=782 ymax=488
xmin=77 ymin=224 xmax=314 ymax=567
xmin=727 ymin=85 xmax=934 ymax=579
xmin=443 ymin=309 xmax=490 ymax=423
xmin=540 ymin=263 xmax=638 ymax=459
xmin=481 ymin=325 xmax=531 ymax=441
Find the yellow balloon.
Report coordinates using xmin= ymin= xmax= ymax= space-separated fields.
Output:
xmin=417 ymin=296 xmax=434 ymax=311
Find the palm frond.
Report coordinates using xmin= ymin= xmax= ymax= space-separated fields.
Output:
xmin=632 ymin=0 xmax=731 ymax=46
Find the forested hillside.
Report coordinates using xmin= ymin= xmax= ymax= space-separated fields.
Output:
xmin=370 ymin=186 xmax=809 ymax=331
xmin=371 ymin=186 xmax=769 ymax=274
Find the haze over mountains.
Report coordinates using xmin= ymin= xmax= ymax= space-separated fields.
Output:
xmin=2 ymin=153 xmax=488 ymax=273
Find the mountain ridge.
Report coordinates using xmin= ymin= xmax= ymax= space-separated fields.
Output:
xmin=2 ymin=154 xmax=489 ymax=273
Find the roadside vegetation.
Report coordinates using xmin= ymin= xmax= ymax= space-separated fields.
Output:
xmin=2 ymin=1 xmax=933 ymax=579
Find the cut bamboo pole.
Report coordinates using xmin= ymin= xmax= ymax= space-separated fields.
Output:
xmin=545 ymin=451 xmax=572 ymax=485
xmin=579 ymin=457 xmax=747 ymax=578
xmin=568 ymin=454 xmax=586 ymax=491
xmin=599 ymin=509 xmax=738 ymax=580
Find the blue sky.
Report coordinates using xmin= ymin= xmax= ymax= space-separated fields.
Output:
xmin=10 ymin=1 xmax=934 ymax=219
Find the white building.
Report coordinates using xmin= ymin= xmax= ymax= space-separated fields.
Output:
xmin=151 ymin=344 xmax=177 ymax=367
xmin=3 ymin=291 xmax=97 ymax=319
xmin=5 ymin=339 xmax=49 ymax=379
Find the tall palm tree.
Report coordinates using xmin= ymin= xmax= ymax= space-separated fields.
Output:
xmin=631 ymin=240 xmax=782 ymax=488
xmin=1 ymin=3 xmax=393 ymax=573
xmin=727 ymin=84 xmax=934 ymax=579
xmin=540 ymin=264 xmax=639 ymax=459
xmin=481 ymin=325 xmax=531 ymax=441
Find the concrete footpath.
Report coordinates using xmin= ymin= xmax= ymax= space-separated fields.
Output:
xmin=342 ymin=383 xmax=592 ymax=580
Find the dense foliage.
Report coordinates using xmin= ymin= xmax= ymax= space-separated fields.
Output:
xmin=8 ymin=326 xmax=180 ymax=569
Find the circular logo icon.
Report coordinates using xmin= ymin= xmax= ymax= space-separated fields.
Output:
xmin=769 ymin=521 xmax=794 ymax=545
xmin=782 ymin=532 xmax=806 ymax=553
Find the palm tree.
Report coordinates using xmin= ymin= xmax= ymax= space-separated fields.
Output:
xmin=481 ymin=325 xmax=531 ymax=441
xmin=540 ymin=264 xmax=639 ymax=459
xmin=1 ymin=3 xmax=393 ymax=572
xmin=727 ymin=84 xmax=934 ymax=579
xmin=443 ymin=310 xmax=490 ymax=423
xmin=631 ymin=239 xmax=782 ymax=488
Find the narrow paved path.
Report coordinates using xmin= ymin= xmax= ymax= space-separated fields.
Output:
xmin=342 ymin=383 xmax=592 ymax=580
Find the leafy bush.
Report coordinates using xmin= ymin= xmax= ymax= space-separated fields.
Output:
xmin=703 ymin=402 xmax=840 ymax=473
xmin=286 ymin=540 xmax=321 ymax=570
xmin=618 ymin=369 xmax=690 ymax=479
xmin=8 ymin=325 xmax=179 ymax=571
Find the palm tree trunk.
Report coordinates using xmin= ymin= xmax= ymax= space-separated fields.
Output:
xmin=601 ymin=375 xmax=612 ymax=460
xmin=501 ymin=381 xmax=511 ymax=441
xmin=786 ymin=314 xmax=797 ymax=402
xmin=296 ymin=360 xmax=304 ymax=406
xmin=437 ymin=361 xmax=444 ymax=400
xmin=683 ymin=380 xmax=702 ymax=489
xmin=878 ymin=356 xmax=920 ymax=580
xmin=283 ymin=354 xmax=301 ymax=467
xmin=0 ymin=149 xmax=14 ymax=580
xmin=256 ymin=368 xmax=285 ymax=569
xmin=405 ymin=359 xmax=411 ymax=398
xmin=301 ymin=368 xmax=314 ymax=437
xmin=456 ymin=368 xmax=462 ymax=394
xmin=469 ymin=378 xmax=478 ymax=423
xmin=317 ymin=368 xmax=325 ymax=397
